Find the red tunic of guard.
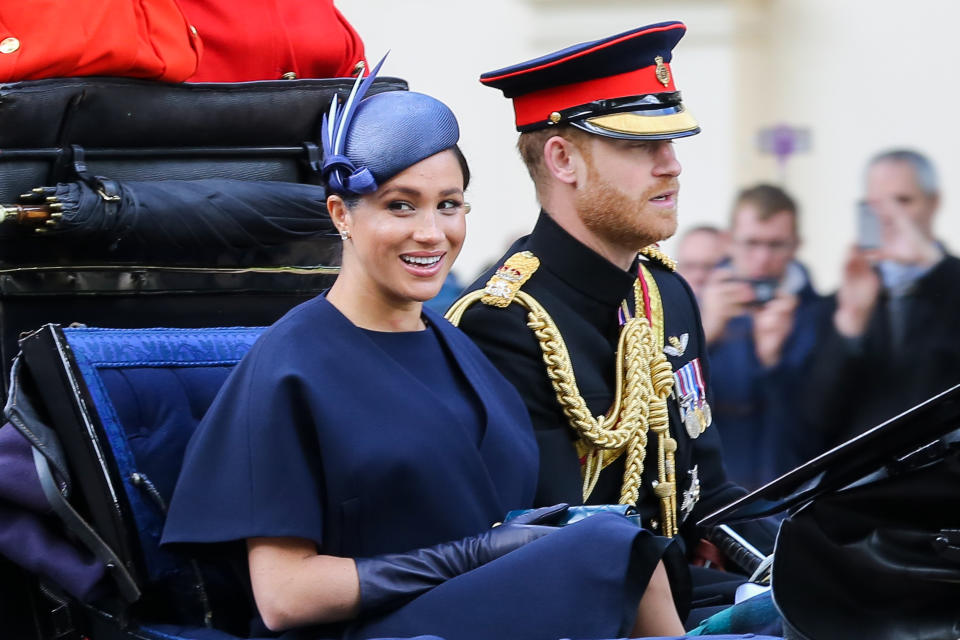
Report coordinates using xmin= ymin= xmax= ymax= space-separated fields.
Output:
xmin=178 ymin=0 xmax=367 ymax=81
xmin=0 ymin=0 xmax=201 ymax=83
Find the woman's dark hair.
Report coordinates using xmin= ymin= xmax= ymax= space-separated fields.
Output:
xmin=451 ymin=144 xmax=471 ymax=191
xmin=338 ymin=145 xmax=470 ymax=209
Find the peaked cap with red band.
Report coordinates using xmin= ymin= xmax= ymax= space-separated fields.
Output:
xmin=480 ymin=21 xmax=699 ymax=140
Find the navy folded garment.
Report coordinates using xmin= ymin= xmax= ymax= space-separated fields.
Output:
xmin=0 ymin=423 xmax=107 ymax=600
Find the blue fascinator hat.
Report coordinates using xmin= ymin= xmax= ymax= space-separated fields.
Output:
xmin=321 ymin=57 xmax=460 ymax=196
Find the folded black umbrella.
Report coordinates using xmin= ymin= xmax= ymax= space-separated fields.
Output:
xmin=11 ymin=179 xmax=334 ymax=250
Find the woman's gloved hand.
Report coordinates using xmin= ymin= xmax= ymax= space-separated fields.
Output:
xmin=356 ymin=503 xmax=568 ymax=614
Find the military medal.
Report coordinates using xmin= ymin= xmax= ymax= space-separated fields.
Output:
xmin=674 ymin=358 xmax=711 ymax=438
xmin=684 ymin=406 xmax=701 ymax=439
xmin=675 ymin=390 xmax=696 ymax=438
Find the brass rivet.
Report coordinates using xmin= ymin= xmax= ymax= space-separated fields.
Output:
xmin=0 ymin=37 xmax=20 ymax=54
xmin=281 ymin=71 xmax=297 ymax=80
xmin=549 ymin=111 xmax=562 ymax=124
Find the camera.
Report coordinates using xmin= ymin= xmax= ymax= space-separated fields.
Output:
xmin=745 ymin=278 xmax=778 ymax=306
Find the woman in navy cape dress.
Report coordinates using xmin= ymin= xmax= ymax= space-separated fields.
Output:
xmin=162 ymin=66 xmax=687 ymax=640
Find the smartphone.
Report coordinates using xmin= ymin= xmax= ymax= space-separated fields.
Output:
xmin=857 ymin=201 xmax=883 ymax=250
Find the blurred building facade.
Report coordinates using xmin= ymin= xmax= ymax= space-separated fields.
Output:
xmin=341 ymin=0 xmax=959 ymax=290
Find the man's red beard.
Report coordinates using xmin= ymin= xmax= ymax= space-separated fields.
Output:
xmin=575 ymin=167 xmax=679 ymax=252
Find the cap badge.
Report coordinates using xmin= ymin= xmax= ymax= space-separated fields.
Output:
xmin=654 ymin=56 xmax=670 ymax=87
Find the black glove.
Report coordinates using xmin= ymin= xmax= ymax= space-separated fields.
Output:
xmin=355 ymin=503 xmax=568 ymax=614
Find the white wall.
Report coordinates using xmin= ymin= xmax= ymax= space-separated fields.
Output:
xmin=339 ymin=0 xmax=960 ymax=291
xmin=739 ymin=0 xmax=960 ymax=291
xmin=340 ymin=0 xmax=738 ymax=282
xmin=339 ymin=0 xmax=540 ymax=282
xmin=520 ymin=1 xmax=739 ymax=264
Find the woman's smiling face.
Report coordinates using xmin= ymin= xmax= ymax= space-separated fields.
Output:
xmin=335 ymin=149 xmax=468 ymax=306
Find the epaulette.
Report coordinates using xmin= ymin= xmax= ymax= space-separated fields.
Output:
xmin=640 ymin=244 xmax=677 ymax=271
xmin=480 ymin=251 xmax=541 ymax=308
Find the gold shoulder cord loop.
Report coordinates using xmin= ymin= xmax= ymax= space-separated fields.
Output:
xmin=446 ymin=252 xmax=678 ymax=536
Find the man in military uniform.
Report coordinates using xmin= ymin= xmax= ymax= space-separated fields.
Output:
xmin=447 ymin=22 xmax=776 ymax=620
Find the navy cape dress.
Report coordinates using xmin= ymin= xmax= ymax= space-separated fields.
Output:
xmin=162 ymin=295 xmax=679 ymax=639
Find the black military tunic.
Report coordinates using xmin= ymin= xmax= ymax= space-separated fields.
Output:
xmin=457 ymin=212 xmax=773 ymax=558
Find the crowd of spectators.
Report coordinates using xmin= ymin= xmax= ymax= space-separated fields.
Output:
xmin=676 ymin=149 xmax=959 ymax=489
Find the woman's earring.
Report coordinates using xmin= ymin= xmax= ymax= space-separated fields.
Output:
xmin=463 ymin=203 xmax=472 ymax=214
xmin=339 ymin=228 xmax=351 ymax=240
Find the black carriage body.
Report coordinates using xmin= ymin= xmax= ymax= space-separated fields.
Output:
xmin=0 ymin=76 xmax=407 ymax=394
xmin=0 ymin=76 xmax=408 ymax=207
xmin=0 ymin=266 xmax=334 ymax=395
xmin=0 ymin=76 xmax=406 ymax=638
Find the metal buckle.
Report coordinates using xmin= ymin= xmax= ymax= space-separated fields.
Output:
xmin=96 ymin=188 xmax=121 ymax=203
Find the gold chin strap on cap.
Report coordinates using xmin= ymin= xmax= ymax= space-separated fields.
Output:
xmin=446 ymin=249 xmax=678 ymax=536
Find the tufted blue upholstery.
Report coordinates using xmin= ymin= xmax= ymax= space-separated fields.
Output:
xmin=60 ymin=327 xmax=264 ymax=635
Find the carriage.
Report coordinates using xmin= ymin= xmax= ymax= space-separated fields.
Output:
xmin=1 ymin=75 xmax=959 ymax=640
xmin=0 ymin=74 xmax=399 ymax=639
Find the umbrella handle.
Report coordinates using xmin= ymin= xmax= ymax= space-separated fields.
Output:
xmin=0 ymin=203 xmax=62 ymax=229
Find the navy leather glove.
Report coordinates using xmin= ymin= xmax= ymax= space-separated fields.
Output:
xmin=355 ymin=503 xmax=568 ymax=614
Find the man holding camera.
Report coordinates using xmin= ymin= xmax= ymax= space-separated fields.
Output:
xmin=806 ymin=149 xmax=960 ymax=449
xmin=698 ymin=184 xmax=826 ymax=489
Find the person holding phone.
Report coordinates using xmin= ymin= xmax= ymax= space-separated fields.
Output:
xmin=698 ymin=184 xmax=827 ymax=489
xmin=806 ymin=149 xmax=960 ymax=449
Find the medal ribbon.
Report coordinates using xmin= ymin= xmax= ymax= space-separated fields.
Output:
xmin=691 ymin=358 xmax=706 ymax=403
xmin=673 ymin=358 xmax=705 ymax=408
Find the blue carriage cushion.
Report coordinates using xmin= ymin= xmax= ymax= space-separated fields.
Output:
xmin=61 ymin=326 xmax=264 ymax=628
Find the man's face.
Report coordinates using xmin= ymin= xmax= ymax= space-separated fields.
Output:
xmin=729 ymin=205 xmax=798 ymax=281
xmin=574 ymin=137 xmax=682 ymax=251
xmin=677 ymin=230 xmax=727 ymax=298
xmin=866 ymin=160 xmax=938 ymax=239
